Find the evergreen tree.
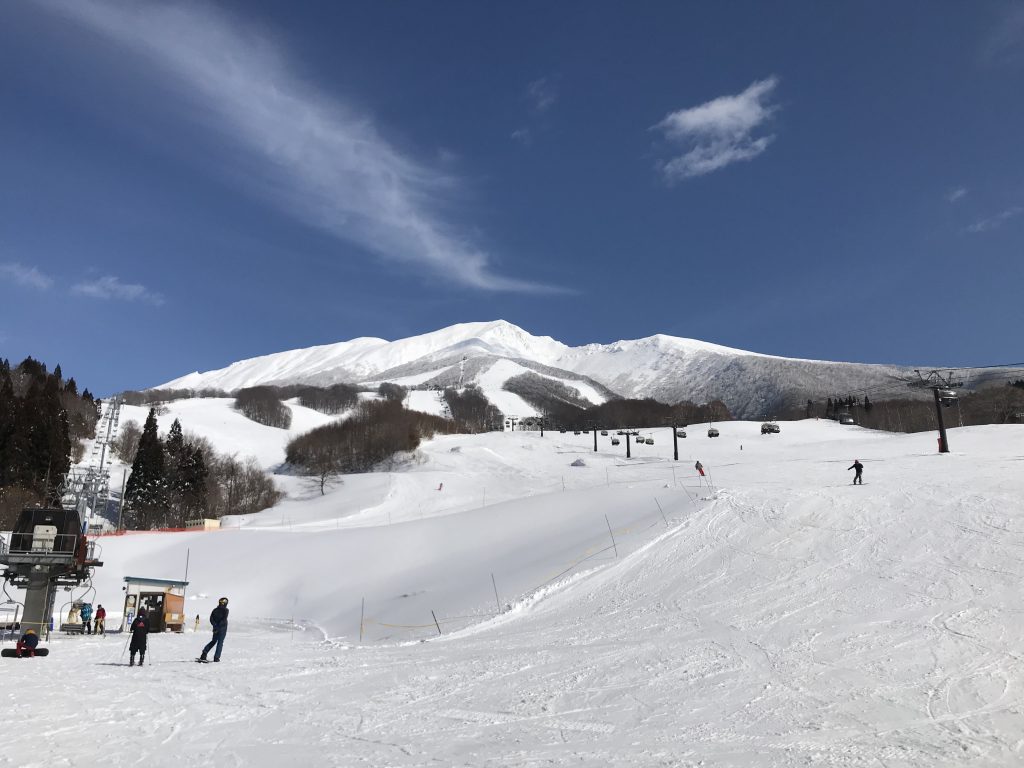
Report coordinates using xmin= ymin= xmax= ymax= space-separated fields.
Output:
xmin=178 ymin=445 xmax=208 ymax=523
xmin=124 ymin=408 xmax=166 ymax=529
xmin=864 ymin=395 xmax=873 ymax=412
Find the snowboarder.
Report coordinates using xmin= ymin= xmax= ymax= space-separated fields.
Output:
xmin=848 ymin=459 xmax=864 ymax=485
xmin=80 ymin=602 xmax=93 ymax=635
xmin=695 ymin=460 xmax=705 ymax=477
xmin=198 ymin=597 xmax=229 ymax=663
xmin=15 ymin=629 xmax=39 ymax=657
xmin=129 ymin=609 xmax=149 ymax=667
xmin=94 ymin=604 xmax=106 ymax=635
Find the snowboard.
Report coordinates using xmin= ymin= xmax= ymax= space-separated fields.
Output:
xmin=2 ymin=648 xmax=50 ymax=658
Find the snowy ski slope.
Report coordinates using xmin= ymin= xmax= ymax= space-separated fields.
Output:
xmin=3 ymin=411 xmax=1024 ymax=766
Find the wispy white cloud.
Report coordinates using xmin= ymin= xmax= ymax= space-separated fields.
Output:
xmin=510 ymin=127 xmax=533 ymax=146
xmin=946 ymin=187 xmax=968 ymax=203
xmin=40 ymin=1 xmax=550 ymax=292
xmin=0 ymin=262 xmax=54 ymax=290
xmin=527 ymin=77 xmax=558 ymax=113
xmin=71 ymin=275 xmax=165 ymax=305
xmin=982 ymin=4 xmax=1024 ymax=66
xmin=654 ymin=76 xmax=780 ymax=182
xmin=965 ymin=206 xmax=1023 ymax=233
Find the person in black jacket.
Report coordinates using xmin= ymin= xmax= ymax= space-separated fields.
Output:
xmin=848 ymin=459 xmax=864 ymax=485
xmin=199 ymin=597 xmax=229 ymax=662
xmin=129 ymin=609 xmax=149 ymax=667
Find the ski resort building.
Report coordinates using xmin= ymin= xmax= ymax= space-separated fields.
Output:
xmin=121 ymin=576 xmax=189 ymax=633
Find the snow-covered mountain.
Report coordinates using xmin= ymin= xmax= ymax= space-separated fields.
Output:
xmin=159 ymin=320 xmax=920 ymax=419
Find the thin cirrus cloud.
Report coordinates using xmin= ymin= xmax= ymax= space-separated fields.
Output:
xmin=71 ymin=275 xmax=165 ymax=306
xmin=982 ymin=4 xmax=1024 ymax=66
xmin=946 ymin=187 xmax=968 ymax=203
xmin=39 ymin=1 xmax=551 ymax=293
xmin=527 ymin=77 xmax=558 ymax=113
xmin=654 ymin=76 xmax=780 ymax=182
xmin=965 ymin=206 xmax=1023 ymax=234
xmin=0 ymin=262 xmax=54 ymax=290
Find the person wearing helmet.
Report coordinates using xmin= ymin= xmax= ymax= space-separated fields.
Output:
xmin=16 ymin=628 xmax=39 ymax=657
xmin=848 ymin=459 xmax=864 ymax=485
xmin=129 ymin=609 xmax=150 ymax=667
xmin=198 ymin=597 xmax=229 ymax=663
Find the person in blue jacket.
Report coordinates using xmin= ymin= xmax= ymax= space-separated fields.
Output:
xmin=199 ymin=597 xmax=229 ymax=662
xmin=80 ymin=602 xmax=94 ymax=634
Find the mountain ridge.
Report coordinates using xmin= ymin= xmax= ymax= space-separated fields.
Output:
xmin=158 ymin=319 xmax=923 ymax=419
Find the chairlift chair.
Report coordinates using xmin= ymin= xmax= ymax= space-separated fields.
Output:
xmin=937 ymin=388 xmax=959 ymax=406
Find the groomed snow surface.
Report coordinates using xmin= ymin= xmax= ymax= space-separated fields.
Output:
xmin=5 ymin=414 xmax=1024 ymax=767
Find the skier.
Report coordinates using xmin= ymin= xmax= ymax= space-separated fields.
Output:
xmin=15 ymin=629 xmax=39 ymax=657
xmin=198 ymin=597 xmax=229 ymax=663
xmin=695 ymin=460 xmax=705 ymax=477
xmin=80 ymin=602 xmax=93 ymax=635
xmin=129 ymin=609 xmax=149 ymax=667
xmin=94 ymin=604 xmax=107 ymax=635
xmin=848 ymin=459 xmax=864 ymax=485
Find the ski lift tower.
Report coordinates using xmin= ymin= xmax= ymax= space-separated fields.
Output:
xmin=1 ymin=506 xmax=103 ymax=642
xmin=909 ymin=370 xmax=963 ymax=453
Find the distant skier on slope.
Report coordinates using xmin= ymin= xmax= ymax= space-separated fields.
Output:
xmin=848 ymin=459 xmax=864 ymax=485
xmin=198 ymin=597 xmax=229 ymax=663
xmin=129 ymin=609 xmax=149 ymax=667
xmin=94 ymin=604 xmax=107 ymax=635
xmin=695 ymin=460 xmax=705 ymax=477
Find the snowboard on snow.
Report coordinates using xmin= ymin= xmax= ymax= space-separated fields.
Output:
xmin=2 ymin=648 xmax=50 ymax=658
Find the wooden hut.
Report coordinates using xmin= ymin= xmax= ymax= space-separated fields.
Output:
xmin=121 ymin=576 xmax=189 ymax=633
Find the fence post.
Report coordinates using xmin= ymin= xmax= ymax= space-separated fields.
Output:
xmin=431 ymin=610 xmax=443 ymax=635
xmin=604 ymin=514 xmax=618 ymax=558
xmin=359 ymin=597 xmax=365 ymax=643
xmin=655 ymin=497 xmax=668 ymax=526
xmin=491 ymin=573 xmax=502 ymax=614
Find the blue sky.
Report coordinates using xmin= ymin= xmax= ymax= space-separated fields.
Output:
xmin=2 ymin=1 xmax=1023 ymax=395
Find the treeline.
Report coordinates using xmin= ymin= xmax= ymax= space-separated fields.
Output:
xmin=444 ymin=385 xmax=503 ymax=432
xmin=285 ymin=400 xmax=459 ymax=493
xmin=120 ymin=387 xmax=229 ymax=405
xmin=854 ymin=385 xmax=1024 ymax=432
xmin=776 ymin=383 xmax=1024 ymax=430
xmin=120 ymin=408 xmax=281 ymax=529
xmin=0 ymin=358 xmax=99 ymax=526
xmin=502 ymin=372 xmax=731 ymax=429
xmin=235 ymin=386 xmax=292 ymax=429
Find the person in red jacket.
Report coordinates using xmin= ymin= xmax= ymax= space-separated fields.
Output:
xmin=94 ymin=604 xmax=107 ymax=635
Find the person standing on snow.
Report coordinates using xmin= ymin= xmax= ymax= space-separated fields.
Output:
xmin=848 ymin=459 xmax=864 ymax=485
xmin=94 ymin=604 xmax=107 ymax=635
xmin=129 ymin=609 xmax=149 ymax=667
xmin=695 ymin=460 xmax=705 ymax=477
xmin=198 ymin=597 xmax=229 ymax=663
xmin=80 ymin=602 xmax=93 ymax=634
